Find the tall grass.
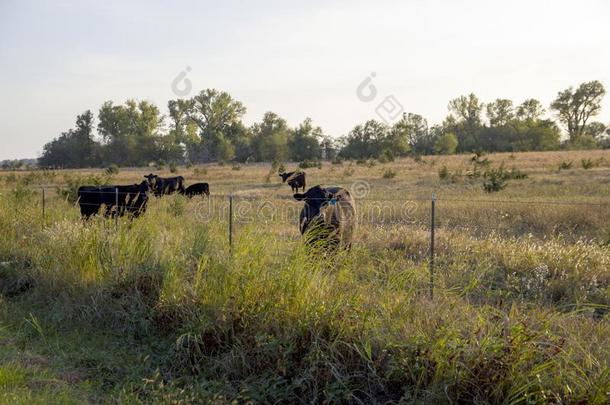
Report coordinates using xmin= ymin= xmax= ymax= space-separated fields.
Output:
xmin=0 ymin=183 xmax=608 ymax=403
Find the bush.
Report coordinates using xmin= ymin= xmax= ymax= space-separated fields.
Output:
xmin=156 ymin=160 xmax=166 ymax=170
xmin=581 ymin=159 xmax=595 ymax=170
xmin=439 ymin=165 xmax=461 ymax=183
xmin=331 ymin=156 xmax=343 ymax=165
xmin=483 ymin=167 xmax=508 ymax=192
xmin=104 ymin=164 xmax=119 ymax=176
xmin=169 ymin=162 xmax=178 ymax=173
xmin=58 ymin=174 xmax=112 ymax=204
xmin=558 ymin=160 xmax=573 ymax=171
xmin=438 ymin=165 xmax=450 ymax=180
xmin=434 ymin=132 xmax=458 ymax=155
xmin=366 ymin=159 xmax=377 ymax=168
xmin=298 ymin=160 xmax=319 ymax=169
xmin=232 ymin=164 xmax=241 ymax=171
xmin=382 ymin=169 xmax=397 ymax=179
xmin=355 ymin=159 xmax=367 ymax=165
xmin=378 ymin=149 xmax=394 ymax=163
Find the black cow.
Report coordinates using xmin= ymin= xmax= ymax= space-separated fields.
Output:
xmin=293 ymin=185 xmax=357 ymax=248
xmin=77 ymin=181 xmax=149 ymax=219
xmin=279 ymin=171 xmax=306 ymax=192
xmin=144 ymin=174 xmax=185 ymax=197
xmin=181 ymin=183 xmax=210 ymax=198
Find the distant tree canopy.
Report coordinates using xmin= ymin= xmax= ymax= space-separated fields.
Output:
xmin=38 ymin=81 xmax=609 ymax=168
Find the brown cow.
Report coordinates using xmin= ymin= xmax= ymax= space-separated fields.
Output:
xmin=293 ymin=185 xmax=356 ymax=248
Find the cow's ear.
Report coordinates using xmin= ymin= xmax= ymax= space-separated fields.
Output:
xmin=294 ymin=193 xmax=305 ymax=201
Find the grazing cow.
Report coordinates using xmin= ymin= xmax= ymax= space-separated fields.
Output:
xmin=77 ymin=181 xmax=149 ymax=219
xmin=144 ymin=174 xmax=185 ymax=197
xmin=279 ymin=171 xmax=306 ymax=192
xmin=293 ymin=185 xmax=357 ymax=248
xmin=181 ymin=182 xmax=210 ymax=198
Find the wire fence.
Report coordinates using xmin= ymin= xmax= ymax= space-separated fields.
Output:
xmin=1 ymin=182 xmax=609 ymax=299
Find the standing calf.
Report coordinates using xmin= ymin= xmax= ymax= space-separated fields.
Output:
xmin=279 ymin=171 xmax=306 ymax=192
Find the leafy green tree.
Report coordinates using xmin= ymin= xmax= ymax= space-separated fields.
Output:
xmin=339 ymin=120 xmax=388 ymax=159
xmin=550 ymin=80 xmax=606 ymax=141
xmin=39 ymin=110 xmax=101 ymax=168
xmin=186 ymin=89 xmax=247 ymax=162
xmin=434 ymin=132 xmax=458 ymax=154
xmin=516 ymin=99 xmax=545 ymax=121
xmin=97 ymin=100 xmax=166 ymax=165
xmin=446 ymin=93 xmax=484 ymax=152
xmin=288 ymin=118 xmax=323 ymax=161
xmin=486 ymin=99 xmax=514 ymax=126
xmin=392 ymin=113 xmax=429 ymax=154
xmin=583 ymin=121 xmax=607 ymax=139
xmin=320 ymin=136 xmax=339 ymax=160
xmin=250 ymin=112 xmax=290 ymax=162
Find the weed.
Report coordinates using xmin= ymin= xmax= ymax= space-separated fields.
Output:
xmin=382 ymin=168 xmax=397 ymax=178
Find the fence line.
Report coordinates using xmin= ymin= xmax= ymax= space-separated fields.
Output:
xmin=4 ymin=186 xmax=609 ymax=302
xmin=1 ymin=185 xmax=609 ymax=207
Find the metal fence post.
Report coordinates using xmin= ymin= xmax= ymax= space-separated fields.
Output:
xmin=41 ymin=187 xmax=45 ymax=229
xmin=429 ymin=192 xmax=436 ymax=300
xmin=115 ymin=187 xmax=119 ymax=227
xmin=229 ymin=194 xmax=234 ymax=251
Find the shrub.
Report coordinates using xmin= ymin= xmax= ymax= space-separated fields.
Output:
xmin=483 ymin=168 xmax=508 ymax=192
xmin=104 ymin=164 xmax=119 ymax=176
xmin=378 ymin=149 xmax=395 ymax=163
xmin=558 ymin=160 xmax=573 ymax=171
xmin=366 ymin=159 xmax=377 ymax=168
xmin=581 ymin=159 xmax=595 ymax=170
xmin=169 ymin=162 xmax=178 ymax=173
xmin=331 ymin=156 xmax=343 ymax=165
xmin=438 ymin=165 xmax=450 ymax=180
xmin=58 ymin=174 xmax=111 ymax=204
xmin=434 ymin=132 xmax=458 ymax=154
xmin=382 ymin=169 xmax=397 ymax=179
xmin=355 ymin=159 xmax=367 ymax=166
xmin=232 ymin=164 xmax=241 ymax=171
xmin=298 ymin=160 xmax=319 ymax=169
xmin=439 ymin=165 xmax=461 ymax=183
xmin=156 ymin=160 xmax=166 ymax=170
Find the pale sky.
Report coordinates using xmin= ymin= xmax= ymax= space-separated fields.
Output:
xmin=1 ymin=0 xmax=609 ymax=159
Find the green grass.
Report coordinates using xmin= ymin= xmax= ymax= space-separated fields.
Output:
xmin=0 ymin=152 xmax=609 ymax=403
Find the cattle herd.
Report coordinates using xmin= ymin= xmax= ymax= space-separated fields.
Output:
xmin=77 ymin=169 xmax=357 ymax=246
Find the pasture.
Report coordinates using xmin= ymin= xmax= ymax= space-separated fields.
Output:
xmin=0 ymin=150 xmax=609 ymax=403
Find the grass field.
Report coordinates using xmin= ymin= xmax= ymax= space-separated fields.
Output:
xmin=0 ymin=150 xmax=609 ymax=403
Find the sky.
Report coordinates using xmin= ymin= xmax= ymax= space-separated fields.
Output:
xmin=1 ymin=0 xmax=609 ymax=160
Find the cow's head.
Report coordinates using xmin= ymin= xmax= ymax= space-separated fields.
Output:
xmin=293 ymin=185 xmax=336 ymax=232
xmin=144 ymin=173 xmax=158 ymax=187
xmin=279 ymin=172 xmax=289 ymax=182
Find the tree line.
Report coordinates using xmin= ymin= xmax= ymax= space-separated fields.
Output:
xmin=38 ymin=81 xmax=609 ymax=168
